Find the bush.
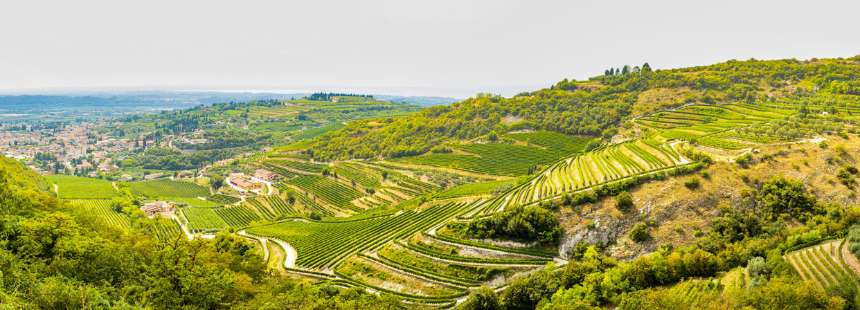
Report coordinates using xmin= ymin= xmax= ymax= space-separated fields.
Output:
xmin=756 ymin=177 xmax=817 ymax=220
xmin=630 ymin=222 xmax=650 ymax=242
xmin=847 ymin=225 xmax=860 ymax=258
xmin=458 ymin=286 xmax=499 ymax=310
xmin=735 ymin=153 xmax=754 ymax=168
xmin=684 ymin=177 xmax=701 ymax=190
xmin=747 ymin=256 xmax=769 ymax=287
xmin=615 ymin=191 xmax=634 ymax=212
xmin=464 ymin=205 xmax=562 ymax=244
xmin=837 ymin=165 xmax=858 ymax=187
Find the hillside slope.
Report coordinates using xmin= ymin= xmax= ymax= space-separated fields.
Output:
xmin=0 ymin=156 xmax=405 ymax=308
xmin=308 ymin=56 xmax=860 ymax=160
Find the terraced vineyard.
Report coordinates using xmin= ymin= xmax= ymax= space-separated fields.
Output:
xmin=241 ymin=195 xmax=301 ymax=221
xmin=247 ymin=201 xmax=472 ymax=270
xmin=785 ymin=239 xmax=860 ymax=288
xmin=261 ymin=162 xmax=299 ymax=179
xmin=68 ymin=199 xmax=131 ymax=230
xmin=395 ymin=142 xmax=569 ymax=176
xmin=208 ymin=194 xmax=241 ymax=205
xmin=285 ymin=175 xmax=362 ymax=211
xmin=505 ymin=131 xmax=594 ymax=157
xmin=69 ymin=199 xmax=181 ymax=240
xmin=50 ymin=175 xmax=118 ymax=199
xmin=214 ymin=205 xmax=262 ymax=227
xmin=335 ymin=256 xmax=467 ymax=299
xmin=265 ymin=195 xmax=298 ymax=215
xmin=181 ymin=207 xmax=229 ymax=232
xmin=223 ymin=104 xmax=833 ymax=304
xmin=272 ymin=184 xmax=335 ymax=216
xmin=638 ymin=103 xmax=799 ymax=150
xmin=478 ymin=138 xmax=692 ymax=213
xmin=401 ymin=235 xmax=551 ymax=265
xmin=262 ymin=154 xmax=441 ymax=212
xmin=333 ymin=162 xmax=382 ymax=188
xmin=266 ymin=159 xmax=327 ymax=174
xmin=240 ymin=198 xmax=550 ymax=305
xmin=148 ymin=218 xmax=183 ymax=240
xmin=128 ymin=180 xmax=211 ymax=198
xmin=359 ymin=163 xmax=440 ymax=197
xmin=376 ymin=243 xmax=517 ymax=285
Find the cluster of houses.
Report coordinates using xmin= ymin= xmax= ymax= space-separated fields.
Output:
xmin=0 ymin=122 xmax=133 ymax=176
xmin=136 ymin=169 xmax=279 ymax=219
xmin=227 ymin=169 xmax=279 ymax=194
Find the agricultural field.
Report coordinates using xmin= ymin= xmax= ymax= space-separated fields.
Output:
xmin=505 ymin=131 xmax=594 ymax=157
xmin=335 ymin=256 xmax=466 ymax=298
xmin=168 ymin=197 xmax=221 ymax=208
xmin=243 ymin=195 xmax=301 ymax=221
xmin=127 ymin=180 xmax=211 ymax=198
xmin=68 ymin=199 xmax=181 ymax=240
xmin=68 ymin=199 xmax=131 ymax=230
xmin=285 ymin=175 xmax=362 ymax=211
xmin=181 ymin=207 xmax=229 ymax=232
xmin=394 ymin=142 xmax=570 ymax=176
xmin=266 ymin=159 xmax=327 ymax=174
xmin=272 ymin=184 xmax=335 ymax=217
xmin=146 ymin=218 xmax=183 ymax=240
xmin=479 ymin=138 xmax=693 ymax=213
xmin=784 ymin=239 xmax=860 ymax=288
xmin=246 ymin=201 xmax=472 ymax=270
xmin=49 ymin=175 xmax=118 ymax=199
xmin=208 ymin=194 xmax=241 ymax=205
xmin=635 ymin=103 xmax=831 ymax=150
xmin=376 ymin=243 xmax=518 ymax=285
xmin=433 ymin=179 xmax=518 ymax=199
xmin=332 ymin=162 xmax=383 ymax=188
xmin=214 ymin=205 xmax=262 ymax=227
xmin=239 ymin=197 xmax=552 ymax=305
xmin=263 ymin=154 xmax=441 ymax=212
xmin=401 ymin=234 xmax=551 ymax=265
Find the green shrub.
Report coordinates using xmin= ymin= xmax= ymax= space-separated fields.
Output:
xmin=615 ymin=191 xmax=634 ymax=212
xmin=464 ymin=205 xmax=562 ymax=244
xmin=837 ymin=165 xmax=858 ymax=187
xmin=630 ymin=222 xmax=650 ymax=242
xmin=684 ymin=177 xmax=701 ymax=189
xmin=735 ymin=153 xmax=754 ymax=168
xmin=458 ymin=286 xmax=499 ymax=310
xmin=756 ymin=177 xmax=817 ymax=220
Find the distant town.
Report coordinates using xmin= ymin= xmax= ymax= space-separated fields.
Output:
xmin=0 ymin=121 xmax=128 ymax=177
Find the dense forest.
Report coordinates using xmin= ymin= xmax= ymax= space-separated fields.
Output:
xmin=307 ymin=56 xmax=860 ymax=160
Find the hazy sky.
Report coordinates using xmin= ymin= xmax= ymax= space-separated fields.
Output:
xmin=1 ymin=0 xmax=859 ymax=97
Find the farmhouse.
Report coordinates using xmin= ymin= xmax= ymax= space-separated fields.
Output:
xmin=141 ymin=201 xmax=175 ymax=218
xmin=229 ymin=173 xmax=263 ymax=193
xmin=254 ymin=169 xmax=279 ymax=181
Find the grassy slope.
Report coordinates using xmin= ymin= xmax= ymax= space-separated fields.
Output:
xmin=48 ymin=175 xmax=117 ymax=199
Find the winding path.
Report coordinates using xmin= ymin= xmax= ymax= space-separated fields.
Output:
xmin=174 ymin=214 xmax=194 ymax=240
xmin=239 ymin=230 xmax=297 ymax=268
xmin=270 ymin=238 xmax=298 ymax=268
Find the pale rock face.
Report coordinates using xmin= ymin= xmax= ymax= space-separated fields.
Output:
xmin=558 ymin=215 xmax=624 ymax=259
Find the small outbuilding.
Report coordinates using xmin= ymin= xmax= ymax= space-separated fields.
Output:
xmin=141 ymin=201 xmax=175 ymax=218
